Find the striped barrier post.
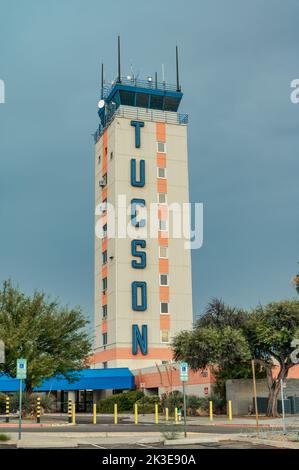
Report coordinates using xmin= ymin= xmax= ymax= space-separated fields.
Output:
xmin=5 ymin=396 xmax=10 ymax=423
xmin=114 ymin=404 xmax=118 ymax=424
xmin=174 ymin=407 xmax=178 ymax=424
xmin=72 ymin=403 xmax=76 ymax=425
xmin=36 ymin=397 xmax=41 ymax=424
xmin=228 ymin=400 xmax=232 ymax=421
xmin=209 ymin=401 xmax=213 ymax=421
xmin=68 ymin=399 xmax=72 ymax=424
xmin=93 ymin=403 xmax=97 ymax=424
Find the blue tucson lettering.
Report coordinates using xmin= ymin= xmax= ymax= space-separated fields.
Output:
xmin=130 ymin=120 xmax=144 ymax=148
xmin=131 ymin=240 xmax=146 ymax=269
xmin=132 ymin=324 xmax=148 ymax=355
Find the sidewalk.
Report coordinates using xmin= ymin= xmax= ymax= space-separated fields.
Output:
xmin=1 ymin=413 xmax=299 ymax=429
xmin=0 ymin=414 xmax=71 ymax=428
xmin=122 ymin=413 xmax=299 ymax=428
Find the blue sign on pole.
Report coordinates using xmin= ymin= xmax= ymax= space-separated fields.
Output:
xmin=180 ymin=362 xmax=188 ymax=382
xmin=17 ymin=358 xmax=27 ymax=380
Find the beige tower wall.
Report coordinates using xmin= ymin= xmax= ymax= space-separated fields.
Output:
xmin=93 ymin=107 xmax=193 ymax=370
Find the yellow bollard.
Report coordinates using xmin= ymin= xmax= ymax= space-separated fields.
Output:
xmin=155 ymin=403 xmax=159 ymax=424
xmin=134 ymin=403 xmax=138 ymax=424
xmin=209 ymin=401 xmax=213 ymax=421
xmin=36 ymin=397 xmax=41 ymax=424
xmin=72 ymin=403 xmax=76 ymax=425
xmin=68 ymin=399 xmax=72 ymax=423
xmin=114 ymin=403 xmax=118 ymax=424
xmin=174 ymin=407 xmax=178 ymax=424
xmin=5 ymin=396 xmax=10 ymax=423
xmin=93 ymin=403 xmax=97 ymax=424
xmin=228 ymin=400 xmax=232 ymax=421
xmin=165 ymin=407 xmax=169 ymax=422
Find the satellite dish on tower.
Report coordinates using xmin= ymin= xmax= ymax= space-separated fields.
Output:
xmin=98 ymin=99 xmax=105 ymax=109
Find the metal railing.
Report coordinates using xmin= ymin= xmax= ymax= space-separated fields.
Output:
xmin=102 ymin=76 xmax=180 ymax=99
xmin=93 ymin=105 xmax=188 ymax=142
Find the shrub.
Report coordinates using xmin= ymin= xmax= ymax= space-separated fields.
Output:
xmin=0 ymin=434 xmax=10 ymax=441
xmin=1 ymin=393 xmax=55 ymax=417
xmin=161 ymin=391 xmax=226 ymax=416
xmin=98 ymin=390 xmax=144 ymax=413
xmin=161 ymin=391 xmax=183 ymax=414
xmin=187 ymin=395 xmax=203 ymax=416
xmin=136 ymin=395 xmax=161 ymax=413
xmin=161 ymin=423 xmax=181 ymax=440
xmin=208 ymin=393 xmax=226 ymax=414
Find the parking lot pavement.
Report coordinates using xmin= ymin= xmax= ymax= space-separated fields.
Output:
xmin=76 ymin=441 xmax=276 ymax=449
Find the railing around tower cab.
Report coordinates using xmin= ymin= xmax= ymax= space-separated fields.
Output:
xmin=93 ymin=105 xmax=188 ymax=143
xmin=102 ymin=76 xmax=180 ymax=100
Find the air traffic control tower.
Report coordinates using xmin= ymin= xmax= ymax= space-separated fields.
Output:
xmin=92 ymin=38 xmax=193 ymax=370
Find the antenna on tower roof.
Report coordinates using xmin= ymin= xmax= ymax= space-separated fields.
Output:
xmin=101 ymin=62 xmax=104 ymax=99
xmin=176 ymin=45 xmax=181 ymax=92
xmin=117 ymin=35 xmax=121 ymax=83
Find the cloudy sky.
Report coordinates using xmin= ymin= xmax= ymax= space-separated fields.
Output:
xmin=0 ymin=0 xmax=298 ymax=329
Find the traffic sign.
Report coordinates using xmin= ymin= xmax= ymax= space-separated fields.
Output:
xmin=16 ymin=358 xmax=27 ymax=379
xmin=180 ymin=362 xmax=188 ymax=382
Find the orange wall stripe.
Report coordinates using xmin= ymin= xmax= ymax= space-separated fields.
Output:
xmin=91 ymin=347 xmax=173 ymax=364
xmin=100 ymin=130 xmax=108 ymax=340
xmin=159 ymin=286 xmax=169 ymax=301
xmin=158 ymin=205 xmax=168 ymax=220
xmin=157 ymin=179 xmax=167 ymax=193
xmin=157 ymin=153 xmax=166 ymax=168
xmin=159 ymin=258 xmax=169 ymax=273
xmin=102 ymin=238 xmax=108 ymax=252
xmin=101 ymin=320 xmax=107 ymax=333
xmin=158 ymin=232 xmax=168 ymax=246
xmin=101 ymin=187 xmax=108 ymax=201
xmin=156 ymin=122 xmax=166 ymax=142
xmin=102 ymin=265 xmax=107 ymax=278
xmin=160 ymin=314 xmax=170 ymax=330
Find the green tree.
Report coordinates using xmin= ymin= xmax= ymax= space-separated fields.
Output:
xmin=0 ymin=280 xmax=92 ymax=394
xmin=172 ymin=298 xmax=299 ymax=417
xmin=247 ymin=300 xmax=299 ymax=416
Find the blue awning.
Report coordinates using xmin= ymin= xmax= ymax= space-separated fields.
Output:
xmin=0 ymin=368 xmax=135 ymax=392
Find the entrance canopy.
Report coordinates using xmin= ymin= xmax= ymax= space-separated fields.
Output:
xmin=0 ymin=368 xmax=135 ymax=392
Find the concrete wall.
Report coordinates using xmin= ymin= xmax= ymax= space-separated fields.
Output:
xmin=226 ymin=378 xmax=299 ymax=415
